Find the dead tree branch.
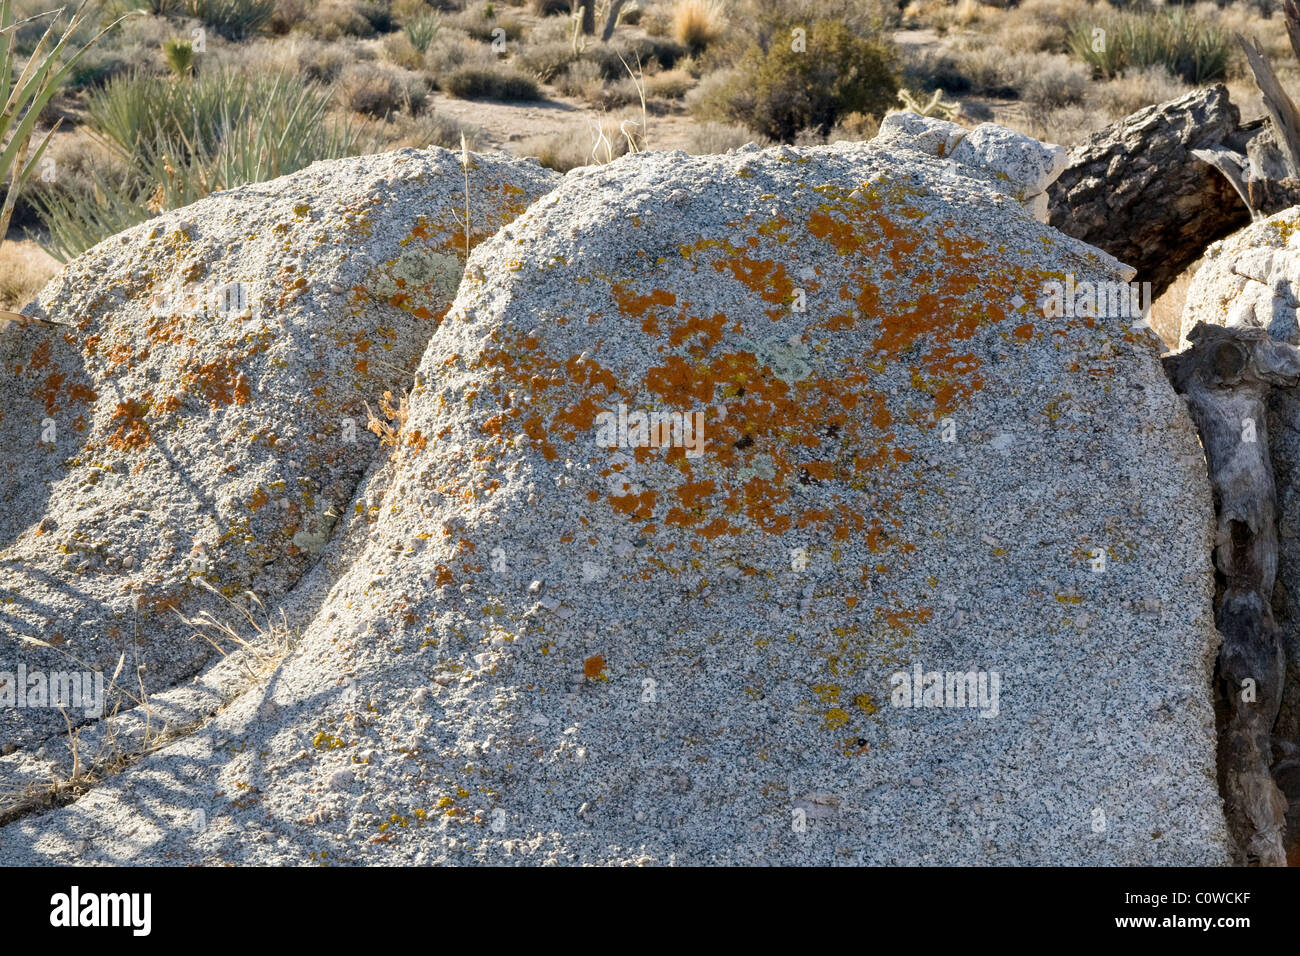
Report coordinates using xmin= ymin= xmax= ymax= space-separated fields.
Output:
xmin=1165 ymin=323 xmax=1299 ymax=865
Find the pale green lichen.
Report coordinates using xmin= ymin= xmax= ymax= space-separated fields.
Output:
xmin=370 ymin=248 xmax=463 ymax=312
xmin=734 ymin=334 xmax=812 ymax=384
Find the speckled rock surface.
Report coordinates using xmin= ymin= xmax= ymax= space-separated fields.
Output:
xmin=0 ymin=136 xmax=1228 ymax=865
xmin=0 ymin=148 xmax=558 ymax=750
xmin=1179 ymin=209 xmax=1300 ymax=748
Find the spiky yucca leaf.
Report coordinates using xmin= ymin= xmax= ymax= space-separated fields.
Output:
xmin=0 ymin=1 xmax=130 ymax=244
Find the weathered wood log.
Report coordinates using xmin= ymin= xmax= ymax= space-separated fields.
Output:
xmin=1048 ymin=86 xmax=1251 ymax=298
xmin=1165 ymin=323 xmax=1298 ymax=866
xmin=1238 ymin=32 xmax=1300 ymax=180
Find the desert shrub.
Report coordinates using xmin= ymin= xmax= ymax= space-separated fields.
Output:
xmin=530 ymin=0 xmax=570 ymax=13
xmin=1002 ymin=14 xmax=1068 ymax=54
xmin=685 ymin=120 xmax=756 ymax=154
xmin=294 ymin=37 xmax=367 ymax=82
xmin=183 ymin=0 xmax=275 ymax=39
xmin=518 ymin=110 xmax=639 ymax=170
xmin=1020 ymin=54 xmax=1089 ymax=112
xmin=639 ymin=6 xmax=672 ymax=36
xmin=585 ymin=75 xmax=641 ymax=109
xmin=269 ymin=0 xmax=306 ymax=33
xmin=1014 ymin=102 xmax=1106 ymax=148
xmin=444 ymin=67 xmax=540 ymax=99
xmin=554 ymin=57 xmax=602 ymax=97
xmin=0 ymin=241 xmax=56 ymax=310
xmin=672 ymin=0 xmax=725 ymax=54
xmin=828 ymin=109 xmax=880 ymax=142
xmin=338 ymin=62 xmax=427 ymax=116
xmin=448 ymin=3 xmax=524 ymax=42
xmin=902 ymin=47 xmax=972 ymax=94
xmin=945 ymin=42 xmax=1019 ymax=97
xmin=382 ymin=31 xmax=423 ymax=68
xmin=301 ymin=0 xmax=378 ymax=39
xmin=66 ymin=46 xmax=134 ymax=90
xmin=691 ymin=18 xmax=898 ymax=142
xmin=1067 ymin=7 xmax=1229 ymax=85
xmin=1095 ymin=64 xmax=1190 ymax=119
xmin=423 ymin=28 xmax=497 ymax=77
xmin=379 ymin=109 xmax=483 ymax=150
xmin=646 ymin=67 xmax=694 ymax=99
xmin=393 ymin=0 xmax=434 ymax=19
xmin=593 ymin=36 xmax=685 ymax=74
xmin=516 ymin=39 xmax=575 ymax=81
xmin=357 ymin=0 xmax=395 ymax=32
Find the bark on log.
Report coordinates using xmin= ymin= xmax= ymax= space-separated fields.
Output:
xmin=1048 ymin=86 xmax=1250 ymax=299
xmin=1165 ymin=323 xmax=1298 ymax=866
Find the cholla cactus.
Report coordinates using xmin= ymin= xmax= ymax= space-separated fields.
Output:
xmin=896 ymin=87 xmax=961 ymax=122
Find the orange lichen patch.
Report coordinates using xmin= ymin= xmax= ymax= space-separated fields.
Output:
xmin=28 ymin=341 xmax=52 ymax=371
xmin=611 ymin=284 xmax=676 ymax=319
xmin=35 ymin=372 xmax=94 ymax=416
xmin=583 ymin=654 xmax=607 ymax=678
xmin=799 ymin=460 xmax=836 ymax=482
xmin=107 ymin=398 xmax=152 ymax=451
xmin=106 ymin=342 xmax=137 ymax=367
xmin=711 ymin=254 xmax=795 ymax=306
xmin=877 ymin=605 xmax=933 ymax=637
xmin=611 ymin=489 xmax=656 ymax=520
xmin=676 ymin=478 xmax=716 ymax=509
xmin=667 ymin=311 xmax=728 ymax=351
xmin=248 ymin=487 xmax=269 ymax=511
xmin=555 ymin=394 xmax=606 ymax=431
xmin=1012 ymin=323 xmax=1035 ymax=339
xmin=644 ymin=355 xmax=715 ymax=407
xmin=183 ymin=356 xmax=251 ymax=409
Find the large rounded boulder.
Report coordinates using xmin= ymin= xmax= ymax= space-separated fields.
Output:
xmin=0 ymin=148 xmax=558 ymax=750
xmin=0 ymin=132 xmax=1227 ymax=865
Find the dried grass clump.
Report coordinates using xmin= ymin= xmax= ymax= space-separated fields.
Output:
xmin=671 ymin=0 xmax=725 ymax=55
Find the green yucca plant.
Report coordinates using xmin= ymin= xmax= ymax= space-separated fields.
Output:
xmin=34 ymin=69 xmax=359 ymax=261
xmin=161 ymin=38 xmax=194 ymax=76
xmin=0 ymin=1 xmax=127 ymax=245
xmin=404 ymin=13 xmax=439 ymax=53
xmin=1068 ymin=8 xmax=1229 ymax=86
xmin=183 ymin=0 xmax=274 ymax=40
